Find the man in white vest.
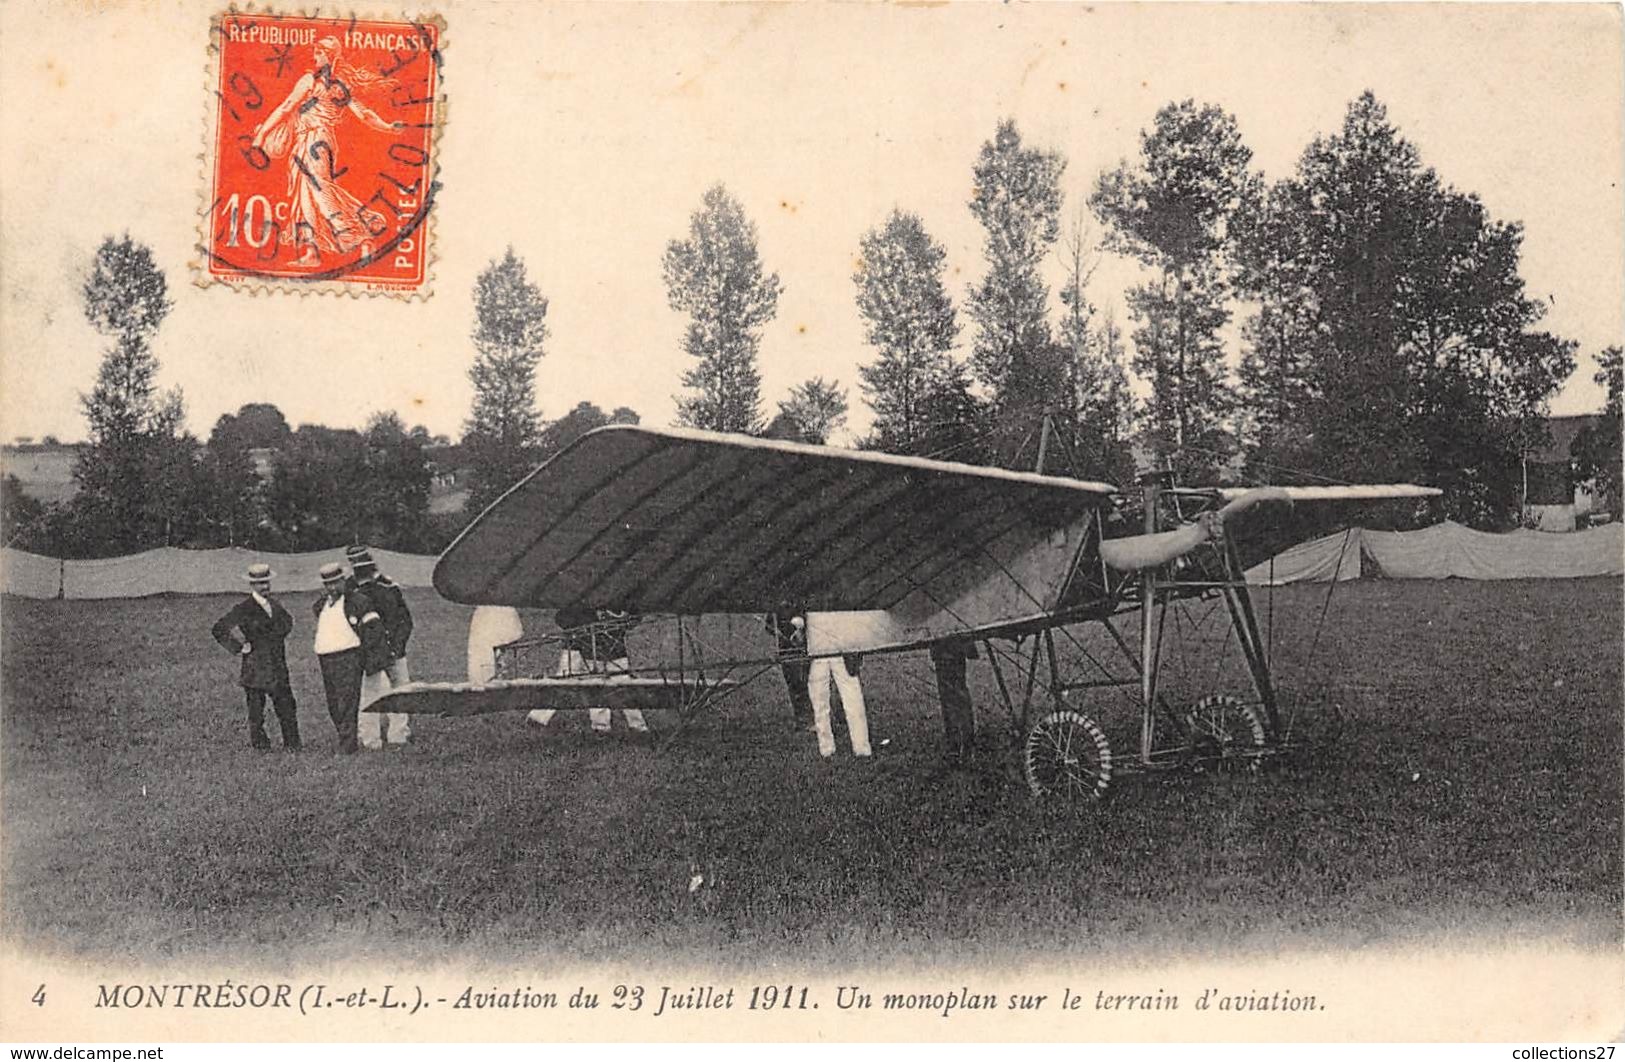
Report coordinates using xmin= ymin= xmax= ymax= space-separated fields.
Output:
xmin=312 ymin=562 xmax=386 ymax=754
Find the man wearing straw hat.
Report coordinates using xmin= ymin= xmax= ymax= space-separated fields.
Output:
xmin=312 ymin=561 xmax=386 ymax=754
xmin=211 ymin=562 xmax=300 ymax=750
xmin=346 ymin=544 xmax=414 ymax=748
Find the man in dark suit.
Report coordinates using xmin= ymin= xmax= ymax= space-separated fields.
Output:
xmin=211 ymin=562 xmax=300 ymax=750
xmin=312 ymin=561 xmax=388 ymax=754
xmin=346 ymin=545 xmax=415 ymax=748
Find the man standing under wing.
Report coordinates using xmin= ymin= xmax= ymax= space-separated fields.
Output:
xmin=806 ymin=645 xmax=872 ymax=759
xmin=470 ymin=605 xmax=525 ymax=684
xmin=524 ymin=605 xmax=648 ymax=734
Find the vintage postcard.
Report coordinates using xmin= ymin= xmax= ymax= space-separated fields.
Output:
xmin=1 ymin=0 xmax=1621 ymax=1049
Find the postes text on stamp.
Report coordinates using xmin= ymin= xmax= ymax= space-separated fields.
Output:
xmin=200 ymin=12 xmax=444 ymax=295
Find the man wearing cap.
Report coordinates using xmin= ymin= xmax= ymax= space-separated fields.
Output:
xmin=346 ymin=545 xmax=415 ymax=748
xmin=312 ymin=561 xmax=387 ymax=754
xmin=211 ymin=562 xmax=300 ymax=750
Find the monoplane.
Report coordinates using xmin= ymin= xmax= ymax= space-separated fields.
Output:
xmin=373 ymin=424 xmax=1439 ymax=801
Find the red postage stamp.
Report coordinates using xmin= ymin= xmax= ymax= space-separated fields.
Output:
xmin=199 ymin=11 xmax=444 ymax=295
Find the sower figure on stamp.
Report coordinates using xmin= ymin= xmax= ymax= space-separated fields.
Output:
xmin=251 ymin=36 xmax=398 ymax=267
xmin=210 ymin=562 xmax=300 ymax=751
xmin=312 ymin=561 xmax=386 ymax=755
xmin=347 ymin=545 xmax=414 ymax=748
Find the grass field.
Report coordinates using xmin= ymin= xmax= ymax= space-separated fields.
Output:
xmin=2 ymin=579 xmax=1620 ymax=970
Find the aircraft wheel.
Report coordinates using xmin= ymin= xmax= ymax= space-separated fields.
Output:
xmin=1184 ymin=695 xmax=1268 ymax=773
xmin=1023 ymin=709 xmax=1112 ymax=801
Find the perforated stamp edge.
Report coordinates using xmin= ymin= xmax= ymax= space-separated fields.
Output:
xmin=192 ymin=5 xmax=448 ymax=300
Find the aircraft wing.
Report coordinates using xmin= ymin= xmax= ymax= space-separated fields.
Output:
xmin=434 ymin=425 xmax=1117 ymax=614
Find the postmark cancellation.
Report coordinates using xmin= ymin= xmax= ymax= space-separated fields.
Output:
xmin=197 ymin=10 xmax=445 ymax=296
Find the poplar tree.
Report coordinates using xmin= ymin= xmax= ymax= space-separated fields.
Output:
xmin=1092 ymin=100 xmax=1255 ymax=481
xmin=853 ymin=210 xmax=961 ymax=453
xmin=1571 ymin=347 xmax=1623 ymax=519
xmin=967 ymin=120 xmax=1067 ymax=458
xmin=1057 ymin=213 xmax=1135 ymax=483
xmin=662 ymin=184 xmax=782 ymax=433
xmin=75 ymin=235 xmax=187 ymax=552
xmin=464 ymin=247 xmax=549 ymax=513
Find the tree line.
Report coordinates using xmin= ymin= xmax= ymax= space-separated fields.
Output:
xmin=6 ymin=90 xmax=1620 ymax=560
xmin=2 ymin=242 xmax=641 ymax=558
xmin=651 ymin=91 xmax=1616 ymax=528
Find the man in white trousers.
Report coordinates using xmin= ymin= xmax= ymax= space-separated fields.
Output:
xmin=807 ymin=648 xmax=872 ymax=759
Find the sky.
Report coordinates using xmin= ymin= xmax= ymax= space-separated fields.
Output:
xmin=1 ymin=2 xmax=1620 ymax=449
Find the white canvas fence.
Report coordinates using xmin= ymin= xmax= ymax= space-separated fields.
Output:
xmin=2 ymin=546 xmax=437 ymax=599
xmin=1246 ymin=521 xmax=1624 ymax=584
